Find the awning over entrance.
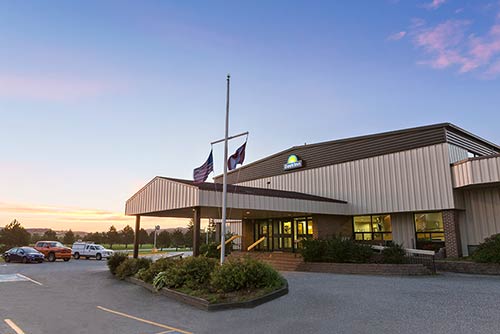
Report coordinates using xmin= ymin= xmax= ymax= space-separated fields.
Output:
xmin=125 ymin=176 xmax=348 ymax=219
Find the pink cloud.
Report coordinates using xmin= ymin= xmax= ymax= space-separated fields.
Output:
xmin=411 ymin=17 xmax=500 ymax=77
xmin=423 ymin=0 xmax=447 ymax=10
xmin=387 ymin=31 xmax=407 ymax=41
xmin=0 ymin=75 xmax=125 ymax=102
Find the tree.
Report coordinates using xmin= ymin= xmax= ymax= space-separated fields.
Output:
xmin=0 ymin=219 xmax=31 ymax=247
xmin=63 ymin=230 xmax=75 ymax=245
xmin=157 ymin=230 xmax=171 ymax=250
xmin=138 ymin=228 xmax=149 ymax=248
xmin=106 ymin=226 xmax=119 ymax=249
xmin=43 ymin=229 xmax=58 ymax=241
xmin=171 ymin=228 xmax=185 ymax=250
xmin=31 ymin=233 xmax=43 ymax=244
xmin=120 ymin=225 xmax=135 ymax=249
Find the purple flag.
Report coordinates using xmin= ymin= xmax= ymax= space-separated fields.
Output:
xmin=193 ymin=150 xmax=214 ymax=184
xmin=228 ymin=142 xmax=246 ymax=171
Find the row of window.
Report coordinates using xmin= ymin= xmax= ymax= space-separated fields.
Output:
xmin=353 ymin=212 xmax=445 ymax=242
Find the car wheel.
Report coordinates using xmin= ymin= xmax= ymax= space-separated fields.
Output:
xmin=5 ymin=256 xmax=10 ymax=263
xmin=48 ymin=252 xmax=56 ymax=262
xmin=74 ymin=252 xmax=80 ymax=259
xmin=63 ymin=258 xmax=70 ymax=262
xmin=96 ymin=253 xmax=102 ymax=261
xmin=22 ymin=257 xmax=28 ymax=264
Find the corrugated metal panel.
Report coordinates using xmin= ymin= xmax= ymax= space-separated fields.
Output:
xmin=215 ymin=127 xmax=447 ymax=184
xmin=198 ymin=190 xmax=348 ymax=215
xmin=392 ymin=213 xmax=415 ymax=249
xmin=237 ymin=144 xmax=455 ymax=214
xmin=125 ymin=177 xmax=199 ymax=215
xmin=446 ymin=129 xmax=499 ymax=156
xmin=460 ymin=187 xmax=500 ymax=255
xmin=452 ymin=156 xmax=500 ymax=188
xmin=448 ymin=144 xmax=469 ymax=164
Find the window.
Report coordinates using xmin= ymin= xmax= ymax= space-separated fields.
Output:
xmin=414 ymin=212 xmax=445 ymax=242
xmin=353 ymin=215 xmax=392 ymax=241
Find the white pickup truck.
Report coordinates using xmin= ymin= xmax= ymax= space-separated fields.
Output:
xmin=72 ymin=242 xmax=114 ymax=261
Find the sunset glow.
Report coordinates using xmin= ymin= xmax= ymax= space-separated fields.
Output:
xmin=0 ymin=202 xmax=188 ymax=232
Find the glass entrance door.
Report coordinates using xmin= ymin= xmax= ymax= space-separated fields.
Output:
xmin=273 ymin=220 xmax=293 ymax=251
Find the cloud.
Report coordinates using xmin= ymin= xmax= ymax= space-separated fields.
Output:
xmin=423 ymin=0 xmax=447 ymax=10
xmin=387 ymin=31 xmax=407 ymax=41
xmin=410 ymin=16 xmax=500 ymax=77
xmin=0 ymin=74 xmax=125 ymax=102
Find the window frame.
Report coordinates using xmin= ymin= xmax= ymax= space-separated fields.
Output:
xmin=352 ymin=214 xmax=392 ymax=241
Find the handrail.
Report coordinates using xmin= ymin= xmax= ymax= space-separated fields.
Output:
xmin=247 ymin=236 xmax=266 ymax=251
xmin=217 ymin=235 xmax=241 ymax=250
xmin=371 ymin=245 xmax=435 ymax=256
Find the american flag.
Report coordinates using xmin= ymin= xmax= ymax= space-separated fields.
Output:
xmin=193 ymin=150 xmax=214 ymax=184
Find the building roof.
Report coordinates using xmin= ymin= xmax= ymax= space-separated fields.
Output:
xmin=125 ymin=176 xmax=347 ymax=218
xmin=214 ymin=123 xmax=500 ymax=184
xmin=157 ymin=177 xmax=346 ymax=203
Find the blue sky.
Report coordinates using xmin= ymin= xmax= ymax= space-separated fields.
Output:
xmin=1 ymin=0 xmax=499 ymax=231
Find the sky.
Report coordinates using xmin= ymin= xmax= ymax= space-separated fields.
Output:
xmin=1 ymin=0 xmax=500 ymax=232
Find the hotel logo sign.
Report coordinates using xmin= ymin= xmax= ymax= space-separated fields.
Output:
xmin=284 ymin=154 xmax=303 ymax=171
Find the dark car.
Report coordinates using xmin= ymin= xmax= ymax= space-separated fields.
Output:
xmin=2 ymin=247 xmax=45 ymax=263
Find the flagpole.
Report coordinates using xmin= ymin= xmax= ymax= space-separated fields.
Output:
xmin=220 ymin=74 xmax=230 ymax=264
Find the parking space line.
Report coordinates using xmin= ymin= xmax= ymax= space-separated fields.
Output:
xmin=16 ymin=274 xmax=43 ymax=286
xmin=4 ymin=319 xmax=26 ymax=334
xmin=96 ymin=306 xmax=192 ymax=334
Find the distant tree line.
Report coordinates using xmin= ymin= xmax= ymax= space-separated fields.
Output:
xmin=0 ymin=219 xmax=216 ymax=251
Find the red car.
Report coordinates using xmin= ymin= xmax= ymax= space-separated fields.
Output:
xmin=34 ymin=241 xmax=72 ymax=262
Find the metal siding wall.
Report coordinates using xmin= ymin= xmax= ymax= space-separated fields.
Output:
xmin=461 ymin=187 xmax=500 ymax=254
xmin=237 ymin=144 xmax=455 ymax=214
xmin=448 ymin=144 xmax=469 ymax=164
xmin=452 ymin=156 xmax=500 ymax=188
xmin=198 ymin=190 xmax=347 ymax=215
xmin=125 ymin=178 xmax=199 ymax=215
xmin=391 ymin=212 xmax=415 ymax=249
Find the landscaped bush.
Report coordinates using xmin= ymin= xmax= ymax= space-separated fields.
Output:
xmin=300 ymin=238 xmax=327 ymax=262
xmin=472 ymin=233 xmax=500 ymax=264
xmin=136 ymin=257 xmax=176 ymax=283
xmin=115 ymin=257 xmax=152 ymax=279
xmin=210 ymin=256 xmax=284 ymax=293
xmin=200 ymin=242 xmax=219 ymax=259
xmin=152 ymin=256 xmax=217 ymax=290
xmin=107 ymin=252 xmax=129 ymax=275
xmin=381 ymin=243 xmax=406 ymax=264
xmin=300 ymin=236 xmax=373 ymax=263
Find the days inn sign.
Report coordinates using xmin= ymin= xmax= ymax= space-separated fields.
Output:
xmin=284 ymin=154 xmax=303 ymax=171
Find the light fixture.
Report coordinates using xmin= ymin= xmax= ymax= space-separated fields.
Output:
xmin=246 ymin=211 xmax=250 ymax=215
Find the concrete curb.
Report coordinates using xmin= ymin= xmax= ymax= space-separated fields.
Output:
xmin=125 ymin=277 xmax=288 ymax=311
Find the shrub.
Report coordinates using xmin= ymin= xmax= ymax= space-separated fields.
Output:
xmin=107 ymin=252 xmax=129 ymax=275
xmin=210 ymin=257 xmax=284 ymax=293
xmin=381 ymin=243 xmax=406 ymax=264
xmin=152 ymin=256 xmax=217 ymax=290
xmin=300 ymin=239 xmax=327 ymax=262
xmin=472 ymin=233 xmax=500 ymax=264
xmin=136 ymin=257 xmax=176 ymax=283
xmin=200 ymin=243 xmax=219 ymax=259
xmin=115 ymin=258 xmax=152 ymax=280
xmin=300 ymin=236 xmax=373 ymax=263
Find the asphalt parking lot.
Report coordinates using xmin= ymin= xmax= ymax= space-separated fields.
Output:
xmin=1 ymin=259 xmax=500 ymax=334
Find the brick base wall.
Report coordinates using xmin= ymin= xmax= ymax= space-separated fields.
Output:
xmin=443 ymin=210 xmax=462 ymax=258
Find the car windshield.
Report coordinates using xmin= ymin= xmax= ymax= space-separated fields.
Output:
xmin=95 ymin=245 xmax=104 ymax=250
xmin=20 ymin=247 xmax=38 ymax=254
xmin=50 ymin=242 xmax=64 ymax=248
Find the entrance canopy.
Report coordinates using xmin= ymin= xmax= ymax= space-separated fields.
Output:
xmin=125 ymin=176 xmax=348 ymax=219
